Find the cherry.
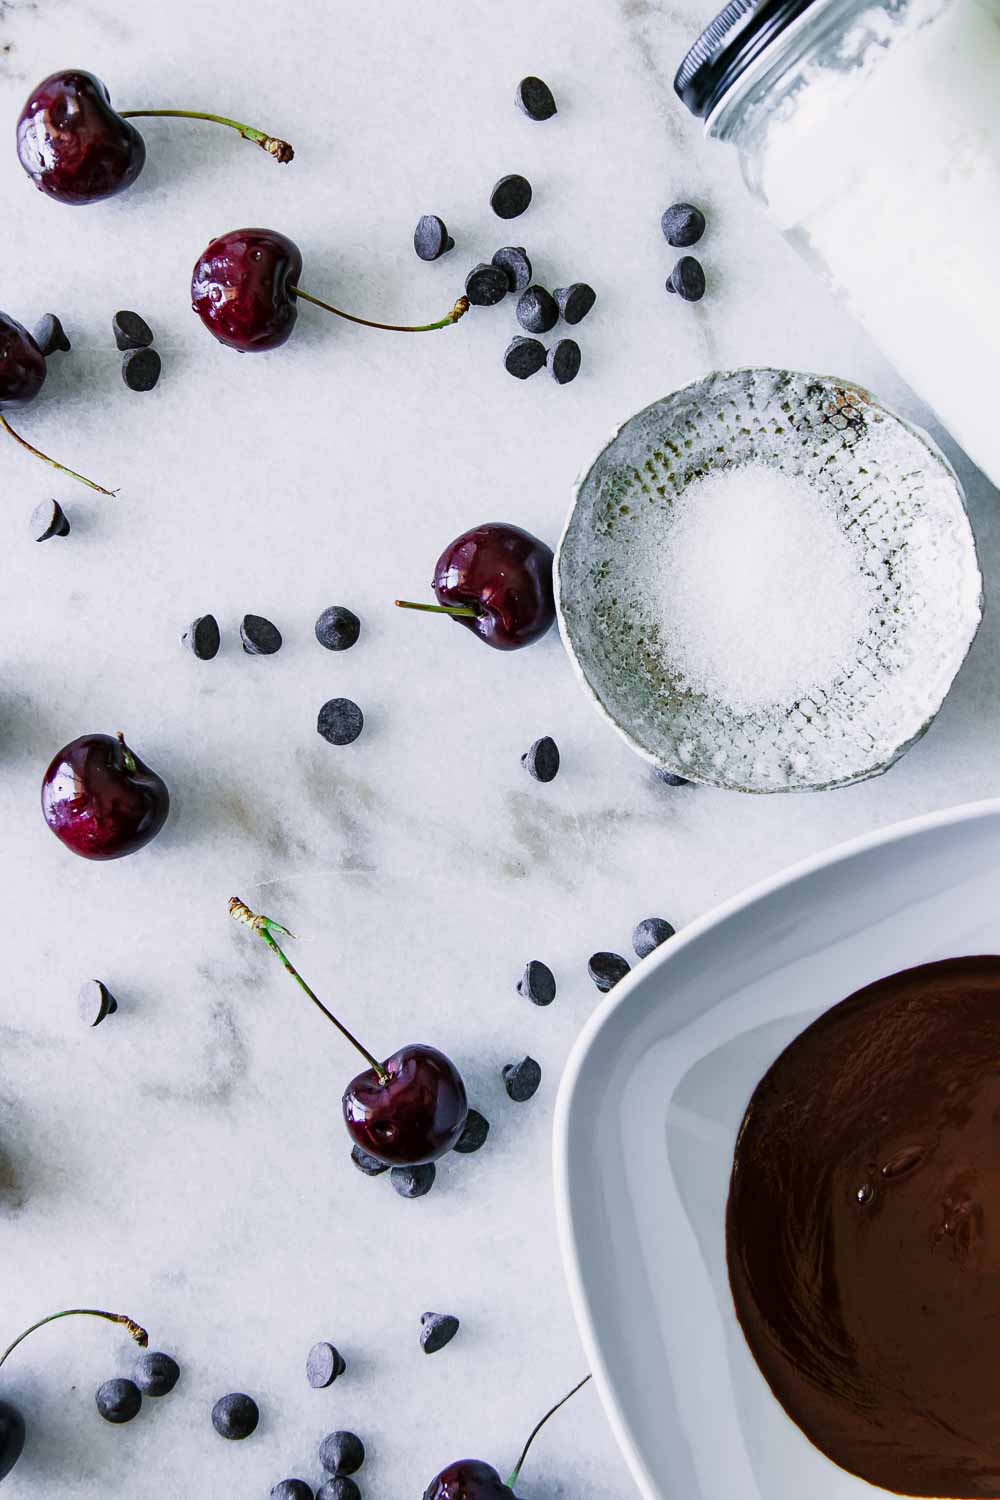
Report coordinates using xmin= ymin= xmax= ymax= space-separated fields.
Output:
xmin=0 ymin=312 xmax=114 ymax=494
xmin=41 ymin=732 xmax=170 ymax=861
xmin=396 ymin=524 xmax=555 ymax=650
xmin=17 ymin=70 xmax=292 ymax=207
xmin=0 ymin=1307 xmax=147 ymax=1482
xmin=344 ymin=1044 xmax=468 ymax=1166
xmin=422 ymin=1376 xmax=591 ymax=1500
xmin=230 ymin=900 xmax=469 ymax=1165
xmin=192 ymin=228 xmax=469 ymax=353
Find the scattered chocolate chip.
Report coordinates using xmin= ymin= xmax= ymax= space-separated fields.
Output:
xmin=516 ymin=285 xmax=558 ymax=334
xmin=240 ymin=613 xmax=283 ymax=656
xmin=78 ymin=978 xmax=118 ymax=1027
xmin=271 ymin=1483 xmax=313 ymax=1500
xmin=504 ymin=335 xmax=546 ymax=379
xmin=421 ymin=1312 xmax=460 ymax=1354
xmin=122 ymin=346 xmax=161 ymax=391
xmin=465 ymin=262 xmax=509 ymax=307
xmin=351 ymin=1144 xmax=389 ymax=1176
xmin=96 ymin=1379 xmax=141 ymax=1424
xmin=490 ymin=173 xmax=532 ymax=220
xmin=307 ymin=1342 xmax=346 ymax=1389
xmin=414 ymin=214 xmax=454 ymax=261
xmin=654 ymin=767 xmax=690 ymax=786
xmin=633 ymin=917 xmax=676 ymax=959
xmin=516 ymin=76 xmax=557 ymax=121
xmin=518 ymin=959 xmax=556 ymax=1006
xmin=182 ymin=614 xmax=220 ymax=660
xmin=134 ymin=1351 xmax=180 ymax=1396
xmin=31 ymin=498 xmax=69 ymax=541
xmin=661 ymin=203 xmax=706 ymax=247
xmin=588 ymin=951 xmax=631 ymax=993
xmin=391 ymin=1162 xmax=436 ymax=1198
xmin=317 ymin=1481 xmax=360 ymax=1500
xmin=212 ymin=1392 xmax=259 ymax=1440
xmin=319 ymin=1431 xmax=365 ymax=1476
xmin=453 ymin=1108 xmax=490 ymax=1154
xmin=554 ymin=283 xmax=596 ymax=325
xmin=503 ymin=1055 xmax=541 ymax=1102
xmin=522 ymin=736 xmax=560 ymax=782
xmin=549 ymin=338 xmax=581 ymax=385
xmin=491 ymin=246 xmax=532 ymax=293
xmin=113 ymin=309 xmax=154 ymax=350
xmin=668 ymin=256 xmax=706 ymax=301
xmin=33 ymin=313 xmax=70 ymax=355
xmin=315 ymin=605 xmax=361 ymax=652
xmin=318 ymin=697 xmax=364 ymax=746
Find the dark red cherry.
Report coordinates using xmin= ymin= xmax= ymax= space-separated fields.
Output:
xmin=17 ymin=70 xmax=145 ymax=205
xmin=397 ymin=524 xmax=555 ymax=650
xmin=41 ymin=732 xmax=170 ymax=860
xmin=192 ymin=228 xmax=303 ymax=353
xmin=422 ymin=1460 xmax=511 ymax=1500
xmin=192 ymin=227 xmax=469 ymax=353
xmin=0 ymin=315 xmax=46 ymax=408
xmin=0 ymin=1399 xmax=26 ymax=1482
xmin=343 ymin=1044 xmax=468 ymax=1166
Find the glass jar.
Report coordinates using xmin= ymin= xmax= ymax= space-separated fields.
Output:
xmin=676 ymin=0 xmax=1000 ymax=484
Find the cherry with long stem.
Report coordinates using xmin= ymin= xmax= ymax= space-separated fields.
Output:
xmin=292 ymin=287 xmax=469 ymax=335
xmin=119 ymin=108 xmax=293 ymax=163
xmin=394 ymin=599 xmax=479 ymax=618
xmin=0 ymin=414 xmax=116 ymax=496
xmin=0 ymin=1308 xmax=148 ymax=1374
xmin=229 ymin=898 xmax=388 ymax=1083
xmin=506 ymin=1374 xmax=591 ymax=1489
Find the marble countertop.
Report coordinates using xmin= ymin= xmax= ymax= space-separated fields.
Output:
xmin=0 ymin=1 xmax=997 ymax=1496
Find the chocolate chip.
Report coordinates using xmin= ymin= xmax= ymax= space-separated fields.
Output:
xmin=464 ymin=263 xmax=509 ymax=307
xmin=661 ymin=203 xmax=706 ymax=248
xmin=522 ymin=736 xmax=560 ymax=782
xmin=78 ymin=978 xmax=118 ymax=1027
xmin=633 ymin=917 xmax=676 ymax=959
xmin=33 ymin=313 xmax=70 ymax=355
xmin=351 ymin=1144 xmax=389 ymax=1176
xmin=31 ymin=498 xmax=69 ymax=541
xmin=549 ymin=338 xmax=581 ymax=385
xmin=516 ymin=76 xmax=557 ymax=121
xmin=122 ymin=347 xmax=161 ymax=391
xmin=516 ymin=285 xmax=558 ymax=334
xmin=491 ymin=246 xmax=532 ymax=293
xmin=307 ymin=1342 xmax=346 ymax=1388
xmin=668 ymin=256 xmax=706 ymax=301
xmin=240 ymin=614 xmax=283 ymax=655
xmin=588 ymin=952 xmax=631 ymax=992
xmin=503 ymin=1055 xmax=541 ymax=1102
xmin=490 ymin=174 xmax=532 ymax=220
xmin=315 ymin=606 xmax=361 ymax=652
xmin=420 ymin=1312 xmax=460 ymax=1353
xmin=391 ymin=1163 xmax=436 ymax=1198
xmin=518 ymin=960 xmax=556 ymax=1006
xmin=317 ymin=698 xmax=364 ymax=746
xmin=113 ymin=309 xmax=154 ymax=350
xmin=504 ymin=336 xmax=546 ymax=379
xmin=414 ymin=215 xmax=454 ymax=261
xmin=554 ymin=282 xmax=596 ymax=325
xmin=182 ymin=614 xmax=221 ymax=660
xmin=452 ymin=1108 xmax=490 ymax=1154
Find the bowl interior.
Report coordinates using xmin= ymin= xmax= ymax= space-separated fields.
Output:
xmin=556 ymin=369 xmax=982 ymax=792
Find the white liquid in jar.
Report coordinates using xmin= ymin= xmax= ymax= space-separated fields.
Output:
xmin=757 ymin=0 xmax=1000 ymax=483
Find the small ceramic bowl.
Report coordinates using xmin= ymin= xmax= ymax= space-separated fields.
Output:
xmin=556 ymin=368 xmax=982 ymax=793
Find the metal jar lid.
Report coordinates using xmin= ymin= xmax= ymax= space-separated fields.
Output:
xmin=674 ymin=0 xmax=819 ymax=117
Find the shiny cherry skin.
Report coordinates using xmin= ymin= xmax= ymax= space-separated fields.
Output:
xmin=0 ymin=315 xmax=46 ymax=408
xmin=191 ymin=228 xmax=303 ymax=352
xmin=0 ymin=1399 xmax=26 ymax=1482
xmin=16 ymin=70 xmax=145 ymax=205
xmin=41 ymin=733 xmax=170 ymax=861
xmin=422 ymin=1460 xmax=514 ymax=1500
xmin=343 ymin=1044 xmax=468 ymax=1166
xmin=433 ymin=524 xmax=555 ymax=650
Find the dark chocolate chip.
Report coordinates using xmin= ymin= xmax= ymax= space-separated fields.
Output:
xmin=307 ymin=1342 xmax=346 ymax=1389
xmin=464 ymin=263 xmax=509 ymax=307
xmin=420 ymin=1312 xmax=460 ymax=1353
xmin=31 ymin=498 xmax=69 ymax=541
xmin=96 ymin=1379 xmax=141 ymax=1424
xmin=212 ymin=1392 xmax=259 ymax=1440
xmin=633 ymin=917 xmax=676 ymax=959
xmin=271 ymin=1483 xmax=314 ymax=1500
xmin=33 ymin=313 xmax=70 ymax=356
xmin=122 ymin=346 xmax=161 ymax=391
xmin=351 ymin=1144 xmax=390 ymax=1176
xmin=491 ymin=246 xmax=532 ymax=293
xmin=503 ymin=1055 xmax=541 ymax=1102
xmin=414 ymin=215 xmax=453 ymax=261
xmin=452 ymin=1108 xmax=490 ymax=1154
xmin=490 ymin=174 xmax=532 ymax=220
xmin=654 ymin=767 xmax=689 ymax=786
xmin=113 ymin=309 xmax=154 ymax=350
xmin=317 ymin=1481 xmax=360 ymax=1500
xmin=182 ymin=614 xmax=221 ymax=660
xmin=549 ymin=338 xmax=581 ymax=385
xmin=661 ymin=203 xmax=706 ymax=248
xmin=240 ymin=614 xmax=283 ymax=655
xmin=516 ymin=76 xmax=557 ymax=121
xmin=504 ymin=335 xmax=546 ymax=379
xmin=315 ymin=606 xmax=361 ymax=652
xmin=668 ymin=256 xmax=706 ymax=301
xmin=78 ymin=979 xmax=118 ymax=1027
xmin=390 ymin=1162 xmax=436 ymax=1198
xmin=588 ymin=951 xmax=631 ymax=993
xmin=319 ymin=1431 xmax=365 ymax=1475
xmin=517 ymin=960 xmax=556 ymax=1006
xmin=317 ymin=698 xmax=364 ymax=746
xmin=554 ymin=283 xmax=596 ymax=325
xmin=516 ymin=285 xmax=558 ymax=334
xmin=522 ymin=736 xmax=560 ymax=782
xmin=134 ymin=1351 xmax=180 ymax=1396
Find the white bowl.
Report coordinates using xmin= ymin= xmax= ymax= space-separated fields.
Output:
xmin=555 ymin=369 xmax=983 ymax=792
xmin=554 ymin=798 xmax=1000 ymax=1500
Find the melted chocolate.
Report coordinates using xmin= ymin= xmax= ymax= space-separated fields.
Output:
xmin=727 ymin=956 xmax=1000 ymax=1498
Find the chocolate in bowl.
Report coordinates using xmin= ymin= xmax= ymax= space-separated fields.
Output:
xmin=727 ymin=956 xmax=1000 ymax=1498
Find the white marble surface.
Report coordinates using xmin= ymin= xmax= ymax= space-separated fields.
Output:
xmin=0 ymin=1 xmax=997 ymax=1497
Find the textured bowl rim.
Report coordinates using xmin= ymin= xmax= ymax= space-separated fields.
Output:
xmin=554 ymin=368 xmax=984 ymax=794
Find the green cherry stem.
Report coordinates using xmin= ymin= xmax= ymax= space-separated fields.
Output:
xmin=119 ymin=109 xmax=294 ymax=162
xmin=0 ymin=1309 xmax=148 ymax=1374
xmin=505 ymin=1374 xmax=592 ymax=1489
xmin=394 ymin=599 xmax=479 ymax=619
xmin=0 ymin=414 xmax=117 ymax=496
xmin=116 ymin=732 xmax=136 ymax=774
xmin=228 ymin=898 xmax=389 ymax=1084
xmin=290 ymin=287 xmax=470 ymax=334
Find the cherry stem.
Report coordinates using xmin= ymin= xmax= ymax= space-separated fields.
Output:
xmin=228 ymin=898 xmax=389 ymax=1084
xmin=0 ymin=1309 xmax=148 ymax=1374
xmin=505 ymin=1374 xmax=592 ymax=1489
xmin=115 ymin=732 xmax=136 ymax=774
xmin=119 ymin=109 xmax=294 ymax=163
xmin=394 ymin=599 xmax=479 ymax=619
xmin=0 ymin=414 xmax=116 ymax=496
xmin=290 ymin=286 xmax=470 ymax=334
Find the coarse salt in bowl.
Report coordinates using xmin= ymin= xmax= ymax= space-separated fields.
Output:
xmin=556 ymin=368 xmax=983 ymax=793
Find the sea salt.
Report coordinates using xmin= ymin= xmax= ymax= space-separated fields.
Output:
xmin=654 ymin=463 xmax=875 ymax=712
